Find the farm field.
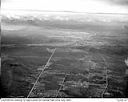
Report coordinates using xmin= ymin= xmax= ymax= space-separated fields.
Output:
xmin=1 ymin=12 xmax=128 ymax=98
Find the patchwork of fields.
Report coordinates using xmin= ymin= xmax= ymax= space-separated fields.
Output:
xmin=1 ymin=13 xmax=128 ymax=98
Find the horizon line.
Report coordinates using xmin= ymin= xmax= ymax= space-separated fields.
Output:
xmin=2 ymin=9 xmax=128 ymax=15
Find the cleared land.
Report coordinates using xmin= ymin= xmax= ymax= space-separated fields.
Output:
xmin=1 ymin=13 xmax=128 ymax=98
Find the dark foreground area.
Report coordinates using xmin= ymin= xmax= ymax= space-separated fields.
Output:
xmin=1 ymin=40 xmax=128 ymax=98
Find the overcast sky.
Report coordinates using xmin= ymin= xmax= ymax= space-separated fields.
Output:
xmin=1 ymin=0 xmax=128 ymax=14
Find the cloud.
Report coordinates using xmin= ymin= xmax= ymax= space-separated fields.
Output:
xmin=1 ymin=0 xmax=12 ymax=4
xmin=101 ymin=0 xmax=128 ymax=6
xmin=1 ymin=0 xmax=8 ymax=3
xmin=112 ymin=0 xmax=128 ymax=5
xmin=1 ymin=0 xmax=128 ymax=13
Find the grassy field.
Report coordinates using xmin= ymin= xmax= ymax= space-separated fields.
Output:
xmin=1 ymin=13 xmax=128 ymax=98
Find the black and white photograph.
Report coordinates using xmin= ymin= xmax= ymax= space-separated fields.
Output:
xmin=1 ymin=0 xmax=128 ymax=99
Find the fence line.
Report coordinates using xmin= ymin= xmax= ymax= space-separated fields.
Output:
xmin=27 ymin=48 xmax=56 ymax=98
xmin=56 ymin=74 xmax=67 ymax=97
xmin=100 ymin=55 xmax=108 ymax=98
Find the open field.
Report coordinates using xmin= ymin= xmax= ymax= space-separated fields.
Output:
xmin=1 ymin=12 xmax=128 ymax=98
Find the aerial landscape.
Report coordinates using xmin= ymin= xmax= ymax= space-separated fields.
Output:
xmin=1 ymin=0 xmax=128 ymax=98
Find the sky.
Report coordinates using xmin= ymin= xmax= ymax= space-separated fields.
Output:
xmin=1 ymin=0 xmax=128 ymax=14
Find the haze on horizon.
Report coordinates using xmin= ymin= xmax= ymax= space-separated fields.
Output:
xmin=1 ymin=0 xmax=128 ymax=16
